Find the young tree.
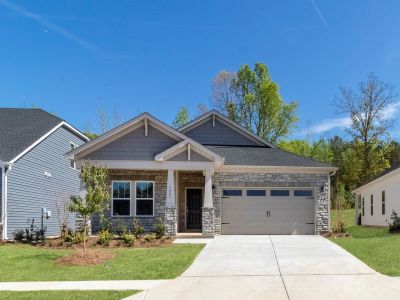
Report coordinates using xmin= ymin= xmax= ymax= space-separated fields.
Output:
xmin=335 ymin=73 xmax=396 ymax=183
xmin=70 ymin=164 xmax=110 ymax=252
xmin=172 ymin=106 xmax=189 ymax=128
xmin=212 ymin=63 xmax=298 ymax=143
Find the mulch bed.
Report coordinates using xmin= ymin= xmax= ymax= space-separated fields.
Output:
xmin=43 ymin=236 xmax=174 ymax=249
xmin=56 ymin=249 xmax=115 ymax=266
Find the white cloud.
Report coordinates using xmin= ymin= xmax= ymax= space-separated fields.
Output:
xmin=307 ymin=102 xmax=400 ymax=135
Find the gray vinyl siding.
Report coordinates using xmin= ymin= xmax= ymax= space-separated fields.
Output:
xmin=168 ymin=149 xmax=211 ymax=162
xmin=83 ymin=125 xmax=178 ymax=161
xmin=183 ymin=118 xmax=259 ymax=146
xmin=6 ymin=126 xmax=85 ymax=238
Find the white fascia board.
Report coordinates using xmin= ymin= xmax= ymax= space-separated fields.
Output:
xmin=179 ymin=110 xmax=276 ymax=148
xmin=78 ymin=160 xmax=217 ymax=171
xmin=9 ymin=121 xmax=88 ymax=164
xmin=352 ymin=167 xmax=400 ymax=194
xmin=67 ymin=112 xmax=188 ymax=159
xmin=219 ymin=165 xmax=338 ymax=174
xmin=154 ymin=139 xmax=224 ymax=163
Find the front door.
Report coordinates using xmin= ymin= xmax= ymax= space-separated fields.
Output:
xmin=186 ymin=188 xmax=202 ymax=230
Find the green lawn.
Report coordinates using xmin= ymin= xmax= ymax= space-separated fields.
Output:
xmin=329 ymin=209 xmax=400 ymax=276
xmin=0 ymin=244 xmax=204 ymax=281
xmin=0 ymin=290 xmax=138 ymax=300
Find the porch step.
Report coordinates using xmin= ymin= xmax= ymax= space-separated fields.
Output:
xmin=176 ymin=233 xmax=214 ymax=239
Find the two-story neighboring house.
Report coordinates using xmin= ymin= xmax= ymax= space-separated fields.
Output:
xmin=0 ymin=108 xmax=88 ymax=240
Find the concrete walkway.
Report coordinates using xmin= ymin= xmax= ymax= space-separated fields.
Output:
xmin=0 ymin=280 xmax=168 ymax=291
xmin=126 ymin=235 xmax=400 ymax=300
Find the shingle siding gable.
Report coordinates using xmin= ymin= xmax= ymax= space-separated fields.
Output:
xmin=82 ymin=125 xmax=178 ymax=161
xmin=183 ymin=118 xmax=259 ymax=146
xmin=6 ymin=126 xmax=85 ymax=237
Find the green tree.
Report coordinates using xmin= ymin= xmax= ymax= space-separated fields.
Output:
xmin=212 ymin=63 xmax=298 ymax=143
xmin=279 ymin=138 xmax=333 ymax=164
xmin=172 ymin=106 xmax=189 ymax=128
xmin=335 ymin=73 xmax=396 ymax=183
xmin=69 ymin=164 xmax=110 ymax=252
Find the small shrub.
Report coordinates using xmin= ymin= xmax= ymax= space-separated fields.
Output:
xmin=144 ymin=233 xmax=157 ymax=243
xmin=97 ymin=229 xmax=114 ymax=246
xmin=331 ymin=221 xmax=345 ymax=234
xmin=13 ymin=229 xmax=25 ymax=241
xmin=132 ymin=218 xmax=145 ymax=239
xmin=121 ymin=233 xmax=135 ymax=246
xmin=389 ymin=210 xmax=400 ymax=232
xmin=116 ymin=216 xmax=128 ymax=236
xmin=155 ymin=219 xmax=166 ymax=239
xmin=65 ymin=230 xmax=84 ymax=244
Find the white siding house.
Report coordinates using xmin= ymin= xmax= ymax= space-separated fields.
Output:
xmin=353 ymin=165 xmax=400 ymax=226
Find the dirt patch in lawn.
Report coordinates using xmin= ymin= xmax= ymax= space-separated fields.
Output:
xmin=56 ymin=249 xmax=115 ymax=266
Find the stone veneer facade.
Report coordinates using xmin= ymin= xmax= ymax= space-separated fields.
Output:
xmin=92 ymin=170 xmax=167 ymax=233
xmin=91 ymin=170 xmax=329 ymax=236
xmin=211 ymin=172 xmax=330 ymax=235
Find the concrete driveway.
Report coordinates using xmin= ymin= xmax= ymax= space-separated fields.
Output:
xmin=128 ymin=235 xmax=400 ymax=300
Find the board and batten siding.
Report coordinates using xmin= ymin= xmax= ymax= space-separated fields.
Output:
xmin=82 ymin=125 xmax=178 ymax=161
xmin=357 ymin=172 xmax=400 ymax=226
xmin=183 ymin=118 xmax=259 ymax=146
xmin=6 ymin=126 xmax=86 ymax=238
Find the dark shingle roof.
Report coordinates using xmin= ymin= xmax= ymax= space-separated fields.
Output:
xmin=0 ymin=108 xmax=63 ymax=161
xmin=205 ymin=145 xmax=333 ymax=168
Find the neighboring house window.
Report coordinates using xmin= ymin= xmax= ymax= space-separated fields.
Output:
xmin=362 ymin=197 xmax=365 ymax=216
xmin=70 ymin=142 xmax=77 ymax=169
xmin=370 ymin=195 xmax=373 ymax=216
xmin=136 ymin=181 xmax=154 ymax=216
xmin=112 ymin=181 xmax=131 ymax=216
xmin=382 ymin=191 xmax=386 ymax=215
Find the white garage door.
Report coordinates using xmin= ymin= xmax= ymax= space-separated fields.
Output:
xmin=221 ymin=188 xmax=315 ymax=235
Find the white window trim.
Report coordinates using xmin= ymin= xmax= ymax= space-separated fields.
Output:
xmin=111 ymin=180 xmax=132 ymax=217
xmin=134 ymin=180 xmax=155 ymax=217
xmin=69 ymin=142 xmax=78 ymax=170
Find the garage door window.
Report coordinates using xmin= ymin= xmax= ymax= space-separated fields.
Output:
xmin=222 ymin=189 xmax=242 ymax=197
xmin=246 ymin=190 xmax=266 ymax=196
xmin=271 ymin=190 xmax=290 ymax=197
xmin=294 ymin=190 xmax=313 ymax=197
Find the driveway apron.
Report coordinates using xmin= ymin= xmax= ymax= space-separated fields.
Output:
xmin=126 ymin=235 xmax=400 ymax=300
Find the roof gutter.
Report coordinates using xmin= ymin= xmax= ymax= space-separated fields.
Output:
xmin=1 ymin=161 xmax=12 ymax=240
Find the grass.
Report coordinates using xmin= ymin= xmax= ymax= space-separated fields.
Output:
xmin=0 ymin=243 xmax=204 ymax=281
xmin=329 ymin=209 xmax=400 ymax=276
xmin=0 ymin=290 xmax=138 ymax=300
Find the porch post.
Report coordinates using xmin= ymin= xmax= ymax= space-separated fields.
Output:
xmin=202 ymin=170 xmax=215 ymax=236
xmin=164 ymin=169 xmax=177 ymax=236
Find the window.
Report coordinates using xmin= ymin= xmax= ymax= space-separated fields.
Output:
xmin=382 ymin=191 xmax=386 ymax=215
xmin=69 ymin=142 xmax=77 ymax=169
xmin=136 ymin=181 xmax=154 ymax=216
xmin=246 ymin=190 xmax=266 ymax=196
xmin=270 ymin=190 xmax=290 ymax=197
xmin=370 ymin=195 xmax=373 ymax=216
xmin=362 ymin=197 xmax=365 ymax=216
xmin=222 ymin=189 xmax=242 ymax=197
xmin=112 ymin=181 xmax=130 ymax=216
xmin=294 ymin=190 xmax=313 ymax=197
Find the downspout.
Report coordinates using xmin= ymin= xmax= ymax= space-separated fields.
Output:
xmin=1 ymin=162 xmax=12 ymax=240
xmin=328 ymin=170 xmax=337 ymax=232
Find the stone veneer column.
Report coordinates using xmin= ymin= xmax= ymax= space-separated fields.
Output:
xmin=164 ymin=169 xmax=177 ymax=236
xmin=202 ymin=170 xmax=215 ymax=236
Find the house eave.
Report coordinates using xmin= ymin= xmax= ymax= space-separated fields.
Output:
xmin=352 ymin=167 xmax=400 ymax=194
xmin=218 ymin=165 xmax=338 ymax=174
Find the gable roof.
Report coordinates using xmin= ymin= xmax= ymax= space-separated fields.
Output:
xmin=0 ymin=108 xmax=88 ymax=162
xmin=179 ymin=110 xmax=276 ymax=148
xmin=67 ymin=112 xmax=212 ymax=160
xmin=353 ymin=162 xmax=400 ymax=193
xmin=205 ymin=145 xmax=334 ymax=168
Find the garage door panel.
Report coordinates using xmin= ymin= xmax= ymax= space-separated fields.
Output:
xmin=221 ymin=188 xmax=315 ymax=235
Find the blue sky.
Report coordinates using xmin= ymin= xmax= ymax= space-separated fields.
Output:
xmin=1 ymin=0 xmax=400 ymax=139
